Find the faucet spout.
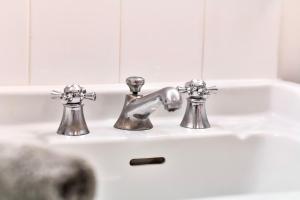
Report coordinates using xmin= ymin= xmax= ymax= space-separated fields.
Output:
xmin=127 ymin=87 xmax=182 ymax=118
xmin=114 ymin=86 xmax=182 ymax=131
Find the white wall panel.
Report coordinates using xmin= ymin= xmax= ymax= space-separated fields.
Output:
xmin=0 ymin=0 xmax=28 ymax=85
xmin=120 ymin=0 xmax=205 ymax=83
xmin=203 ymin=0 xmax=281 ymax=80
xmin=30 ymin=0 xmax=120 ymax=85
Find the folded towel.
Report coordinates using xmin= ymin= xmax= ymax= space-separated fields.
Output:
xmin=0 ymin=144 xmax=96 ymax=200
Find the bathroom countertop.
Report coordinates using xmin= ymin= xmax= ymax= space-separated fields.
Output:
xmin=1 ymin=112 xmax=299 ymax=145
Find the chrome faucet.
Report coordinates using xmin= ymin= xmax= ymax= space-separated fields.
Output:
xmin=114 ymin=76 xmax=182 ymax=131
xmin=178 ymin=80 xmax=217 ymax=129
xmin=51 ymin=84 xmax=96 ymax=136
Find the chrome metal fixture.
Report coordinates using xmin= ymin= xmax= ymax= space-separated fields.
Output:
xmin=177 ymin=80 xmax=217 ymax=129
xmin=51 ymin=84 xmax=96 ymax=136
xmin=114 ymin=76 xmax=182 ymax=131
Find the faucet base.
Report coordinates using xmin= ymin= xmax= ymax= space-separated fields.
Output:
xmin=114 ymin=94 xmax=154 ymax=131
xmin=180 ymin=97 xmax=211 ymax=129
xmin=114 ymin=118 xmax=153 ymax=131
xmin=57 ymin=104 xmax=90 ymax=136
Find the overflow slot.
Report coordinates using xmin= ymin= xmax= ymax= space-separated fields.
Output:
xmin=129 ymin=157 xmax=166 ymax=166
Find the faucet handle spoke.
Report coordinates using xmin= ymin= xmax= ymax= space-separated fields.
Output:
xmin=207 ymin=86 xmax=218 ymax=95
xmin=84 ymin=92 xmax=97 ymax=101
xmin=50 ymin=90 xmax=64 ymax=99
xmin=176 ymin=86 xmax=188 ymax=93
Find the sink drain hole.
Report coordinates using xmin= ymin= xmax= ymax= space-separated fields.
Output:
xmin=129 ymin=157 xmax=165 ymax=166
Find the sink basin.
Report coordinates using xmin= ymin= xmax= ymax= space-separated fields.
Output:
xmin=0 ymin=79 xmax=300 ymax=200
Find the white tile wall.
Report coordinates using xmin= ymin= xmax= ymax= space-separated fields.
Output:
xmin=120 ymin=0 xmax=205 ymax=83
xmin=279 ymin=0 xmax=300 ymax=83
xmin=203 ymin=0 xmax=281 ymax=80
xmin=30 ymin=0 xmax=120 ymax=85
xmin=0 ymin=0 xmax=28 ymax=85
xmin=0 ymin=0 xmax=282 ymax=85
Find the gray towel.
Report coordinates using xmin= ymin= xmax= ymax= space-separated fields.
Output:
xmin=0 ymin=144 xmax=96 ymax=200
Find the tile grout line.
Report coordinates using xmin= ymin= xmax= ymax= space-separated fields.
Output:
xmin=277 ymin=0 xmax=284 ymax=79
xmin=200 ymin=0 xmax=207 ymax=80
xmin=118 ymin=0 xmax=123 ymax=83
xmin=26 ymin=0 xmax=32 ymax=85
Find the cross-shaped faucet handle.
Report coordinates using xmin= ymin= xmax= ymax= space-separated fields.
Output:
xmin=51 ymin=84 xmax=96 ymax=104
xmin=177 ymin=79 xmax=218 ymax=99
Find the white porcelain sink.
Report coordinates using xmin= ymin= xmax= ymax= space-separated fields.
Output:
xmin=0 ymin=79 xmax=300 ymax=200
